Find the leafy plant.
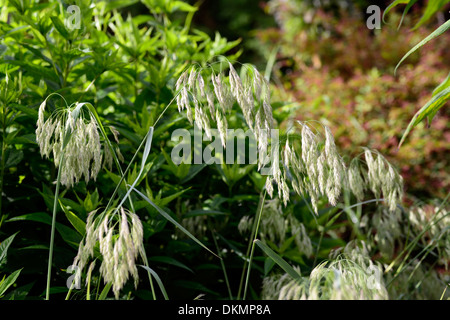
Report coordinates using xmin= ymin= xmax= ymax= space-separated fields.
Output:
xmin=0 ymin=0 xmax=447 ymax=302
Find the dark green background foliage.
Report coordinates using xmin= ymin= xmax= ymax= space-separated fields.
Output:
xmin=0 ymin=0 xmax=448 ymax=300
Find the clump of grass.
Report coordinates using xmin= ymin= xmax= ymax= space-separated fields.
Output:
xmin=272 ymin=121 xmax=404 ymax=213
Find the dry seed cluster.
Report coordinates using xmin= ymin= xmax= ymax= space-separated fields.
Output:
xmin=262 ymin=241 xmax=389 ymax=300
xmin=36 ymin=101 xmax=112 ymax=188
xmin=73 ymin=207 xmax=144 ymax=299
xmin=273 ymin=121 xmax=403 ymax=213
xmin=176 ymin=63 xmax=404 ymax=213
xmin=175 ymin=61 xmax=273 ymax=169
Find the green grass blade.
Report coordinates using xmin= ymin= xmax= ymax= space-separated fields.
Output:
xmin=115 ymin=126 xmax=154 ymax=212
xmin=130 ymin=186 xmax=219 ymax=259
xmin=395 ymin=19 xmax=450 ymax=74
xmin=413 ymin=0 xmax=449 ymax=30
xmin=432 ymin=72 xmax=450 ymax=96
xmin=382 ymin=0 xmax=411 ymax=24
xmin=254 ymin=239 xmax=302 ymax=281
xmin=397 ymin=0 xmax=418 ymax=30
xmin=98 ymin=282 xmax=112 ymax=300
xmin=399 ymin=87 xmax=450 ymax=147
xmin=139 ymin=265 xmax=169 ymax=300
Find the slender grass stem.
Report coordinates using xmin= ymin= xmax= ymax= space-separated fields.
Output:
xmin=242 ymin=189 xmax=267 ymax=300
xmin=237 ymin=189 xmax=265 ymax=299
xmin=86 ymin=265 xmax=93 ymax=300
xmin=65 ymin=279 xmax=75 ymax=300
xmin=209 ymin=223 xmax=233 ymax=300
xmin=141 ymin=253 xmax=156 ymax=300
xmin=46 ymin=148 xmax=66 ymax=300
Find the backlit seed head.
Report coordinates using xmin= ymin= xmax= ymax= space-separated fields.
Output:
xmin=73 ymin=207 xmax=145 ymax=299
xmin=174 ymin=61 xmax=274 ymax=152
xmin=36 ymin=100 xmax=114 ymax=188
xmin=274 ymin=122 xmax=403 ymax=215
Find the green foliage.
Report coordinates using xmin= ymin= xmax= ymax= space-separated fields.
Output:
xmin=0 ymin=0 xmax=448 ymax=301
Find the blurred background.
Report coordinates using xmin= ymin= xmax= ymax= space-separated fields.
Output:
xmin=190 ymin=0 xmax=450 ymax=202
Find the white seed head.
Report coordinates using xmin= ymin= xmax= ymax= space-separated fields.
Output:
xmin=72 ymin=207 xmax=145 ymax=299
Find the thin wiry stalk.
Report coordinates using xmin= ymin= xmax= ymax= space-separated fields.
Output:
xmin=243 ymin=189 xmax=267 ymax=300
xmin=386 ymin=214 xmax=450 ymax=288
xmin=210 ymin=225 xmax=233 ymax=300
xmin=141 ymin=253 xmax=157 ymax=300
xmin=237 ymin=188 xmax=265 ymax=300
xmin=46 ymin=145 xmax=66 ymax=300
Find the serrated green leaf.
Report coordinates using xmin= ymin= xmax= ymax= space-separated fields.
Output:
xmin=7 ymin=212 xmax=82 ymax=246
xmin=5 ymin=148 xmax=23 ymax=168
xmin=158 ymin=188 xmax=189 ymax=207
xmin=50 ymin=16 xmax=70 ymax=40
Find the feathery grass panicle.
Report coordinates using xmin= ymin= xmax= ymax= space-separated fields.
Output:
xmin=73 ymin=207 xmax=145 ymax=299
xmin=361 ymin=148 xmax=404 ymax=212
xmin=371 ymin=207 xmax=403 ymax=258
xmin=279 ymin=121 xmax=349 ymax=213
xmin=175 ymin=63 xmax=403 ymax=215
xmin=261 ymin=267 xmax=307 ymax=300
xmin=35 ymin=100 xmax=113 ymax=188
xmin=174 ymin=61 xmax=274 ymax=165
xmin=277 ymin=121 xmax=403 ymax=214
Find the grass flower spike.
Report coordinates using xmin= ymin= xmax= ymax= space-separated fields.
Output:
xmin=73 ymin=207 xmax=145 ymax=299
xmin=175 ymin=60 xmax=273 ymax=161
xmin=35 ymin=97 xmax=113 ymax=188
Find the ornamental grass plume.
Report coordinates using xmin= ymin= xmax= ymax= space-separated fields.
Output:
xmin=175 ymin=62 xmax=403 ymax=214
xmin=35 ymin=98 xmax=114 ymax=188
xmin=36 ymin=96 xmax=121 ymax=300
xmin=175 ymin=60 xmax=273 ymax=169
xmin=239 ymin=199 xmax=313 ymax=257
xmin=73 ymin=207 xmax=145 ymax=299
xmin=262 ymin=241 xmax=389 ymax=300
xmin=272 ymin=121 xmax=404 ymax=214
